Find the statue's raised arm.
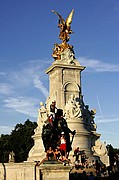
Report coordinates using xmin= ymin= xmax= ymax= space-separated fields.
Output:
xmin=52 ymin=9 xmax=74 ymax=43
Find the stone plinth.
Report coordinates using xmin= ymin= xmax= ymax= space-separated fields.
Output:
xmin=0 ymin=162 xmax=39 ymax=180
xmin=45 ymin=56 xmax=85 ymax=110
xmin=27 ymin=131 xmax=45 ymax=162
xmin=39 ymin=164 xmax=71 ymax=180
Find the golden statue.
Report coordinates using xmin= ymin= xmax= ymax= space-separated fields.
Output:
xmin=52 ymin=9 xmax=74 ymax=60
xmin=52 ymin=9 xmax=74 ymax=43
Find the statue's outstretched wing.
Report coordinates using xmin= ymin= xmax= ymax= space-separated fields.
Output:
xmin=66 ymin=9 xmax=74 ymax=27
xmin=52 ymin=10 xmax=65 ymax=25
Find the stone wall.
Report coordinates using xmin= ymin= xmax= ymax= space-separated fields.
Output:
xmin=0 ymin=162 xmax=38 ymax=180
xmin=0 ymin=162 xmax=70 ymax=180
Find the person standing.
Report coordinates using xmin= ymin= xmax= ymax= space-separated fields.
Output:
xmin=74 ymin=147 xmax=80 ymax=161
xmin=60 ymin=132 xmax=67 ymax=159
xmin=95 ymin=160 xmax=101 ymax=177
xmin=81 ymin=151 xmax=86 ymax=167
xmin=88 ymin=172 xmax=95 ymax=180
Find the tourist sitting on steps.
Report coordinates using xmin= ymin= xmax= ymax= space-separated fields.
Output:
xmin=58 ymin=155 xmax=72 ymax=166
xmin=54 ymin=147 xmax=61 ymax=160
xmin=74 ymin=160 xmax=81 ymax=170
xmin=39 ymin=147 xmax=55 ymax=166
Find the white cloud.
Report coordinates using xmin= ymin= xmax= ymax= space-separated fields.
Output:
xmin=1 ymin=57 xmax=119 ymax=119
xmin=8 ymin=59 xmax=49 ymax=96
xmin=0 ymin=59 xmax=50 ymax=118
xmin=0 ymin=72 xmax=7 ymax=76
xmin=0 ymin=125 xmax=13 ymax=135
xmin=95 ymin=115 xmax=119 ymax=123
xmin=0 ymin=83 xmax=13 ymax=95
xmin=33 ymin=75 xmax=49 ymax=98
xmin=3 ymin=97 xmax=39 ymax=118
xmin=96 ymin=118 xmax=119 ymax=123
xmin=100 ymin=130 xmax=117 ymax=135
xmin=78 ymin=57 xmax=119 ymax=72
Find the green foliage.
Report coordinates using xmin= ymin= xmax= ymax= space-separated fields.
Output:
xmin=0 ymin=119 xmax=37 ymax=163
xmin=0 ymin=134 xmax=11 ymax=163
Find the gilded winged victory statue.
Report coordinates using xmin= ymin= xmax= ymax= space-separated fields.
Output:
xmin=52 ymin=9 xmax=74 ymax=60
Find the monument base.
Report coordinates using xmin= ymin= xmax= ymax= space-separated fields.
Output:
xmin=39 ymin=163 xmax=71 ymax=180
xmin=0 ymin=161 xmax=71 ymax=180
xmin=0 ymin=162 xmax=38 ymax=180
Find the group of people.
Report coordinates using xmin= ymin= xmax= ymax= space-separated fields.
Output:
xmin=73 ymin=146 xmax=110 ymax=177
xmin=39 ymin=143 xmax=71 ymax=166
xmin=73 ymin=149 xmax=112 ymax=179
xmin=71 ymin=171 xmax=96 ymax=180
xmin=73 ymin=147 xmax=88 ymax=170
xmin=42 ymin=101 xmax=75 ymax=157
xmin=73 ymin=159 xmax=109 ymax=179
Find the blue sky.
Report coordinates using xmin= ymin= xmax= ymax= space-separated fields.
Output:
xmin=0 ymin=0 xmax=119 ymax=148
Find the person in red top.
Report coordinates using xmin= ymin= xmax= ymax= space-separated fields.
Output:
xmin=74 ymin=147 xmax=80 ymax=161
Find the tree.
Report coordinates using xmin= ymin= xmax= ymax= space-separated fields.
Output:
xmin=0 ymin=134 xmax=11 ymax=162
xmin=0 ymin=119 xmax=37 ymax=163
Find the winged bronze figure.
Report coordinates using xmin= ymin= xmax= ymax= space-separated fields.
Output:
xmin=52 ymin=9 xmax=74 ymax=43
